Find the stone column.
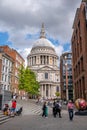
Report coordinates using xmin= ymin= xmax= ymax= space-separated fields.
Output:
xmin=51 ymin=85 xmax=54 ymax=98
xmin=41 ymin=85 xmax=43 ymax=97
xmin=31 ymin=57 xmax=32 ymax=65
xmin=45 ymin=84 xmax=46 ymax=98
xmin=42 ymin=56 xmax=44 ymax=64
xmin=50 ymin=85 xmax=51 ymax=98
xmin=49 ymin=56 xmax=50 ymax=65
xmin=48 ymin=84 xmax=50 ymax=98
xmin=46 ymin=56 xmax=47 ymax=64
xmin=35 ymin=56 xmax=36 ymax=64
xmin=53 ymin=57 xmax=54 ymax=65
xmin=32 ymin=57 xmax=33 ymax=65
xmin=30 ymin=57 xmax=32 ymax=65
xmin=43 ymin=85 xmax=45 ymax=98
xmin=33 ymin=57 xmax=34 ymax=65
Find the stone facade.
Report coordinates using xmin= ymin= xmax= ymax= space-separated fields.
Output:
xmin=27 ymin=24 xmax=60 ymax=99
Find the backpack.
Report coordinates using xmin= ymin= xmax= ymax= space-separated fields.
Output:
xmin=55 ymin=103 xmax=59 ymax=109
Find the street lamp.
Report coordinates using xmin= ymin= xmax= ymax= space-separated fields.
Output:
xmin=64 ymin=56 xmax=69 ymax=101
xmin=65 ymin=63 xmax=69 ymax=101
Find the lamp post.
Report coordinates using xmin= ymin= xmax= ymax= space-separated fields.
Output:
xmin=64 ymin=55 xmax=69 ymax=101
xmin=65 ymin=63 xmax=69 ymax=101
xmin=0 ymin=82 xmax=2 ymax=93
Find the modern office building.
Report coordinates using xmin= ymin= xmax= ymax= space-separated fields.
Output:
xmin=27 ymin=24 xmax=60 ymax=99
xmin=71 ymin=0 xmax=87 ymax=100
xmin=60 ymin=52 xmax=73 ymax=101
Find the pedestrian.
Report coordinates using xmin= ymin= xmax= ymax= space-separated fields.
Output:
xmin=42 ymin=101 xmax=48 ymax=117
xmin=52 ymin=100 xmax=57 ymax=117
xmin=55 ymin=100 xmax=62 ymax=118
xmin=11 ymin=99 xmax=17 ymax=116
xmin=67 ymin=100 xmax=74 ymax=121
xmin=3 ymin=104 xmax=9 ymax=115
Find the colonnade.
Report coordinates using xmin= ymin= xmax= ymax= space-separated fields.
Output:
xmin=40 ymin=84 xmax=55 ymax=98
xmin=28 ymin=55 xmax=57 ymax=66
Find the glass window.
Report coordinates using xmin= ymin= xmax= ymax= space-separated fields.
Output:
xmin=4 ymin=85 xmax=6 ymax=90
xmin=56 ymin=86 xmax=59 ymax=92
xmin=3 ymin=66 xmax=5 ymax=71
xmin=5 ymin=75 xmax=7 ymax=82
xmin=45 ymin=73 xmax=48 ymax=79
xmin=2 ymin=74 xmax=4 ymax=81
xmin=6 ymin=59 xmax=8 ymax=65
xmin=2 ymin=57 xmax=5 ymax=64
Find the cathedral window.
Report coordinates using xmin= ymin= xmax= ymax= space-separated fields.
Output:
xmin=56 ymin=86 xmax=59 ymax=92
xmin=45 ymin=73 xmax=48 ymax=79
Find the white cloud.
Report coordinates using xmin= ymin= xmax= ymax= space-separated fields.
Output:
xmin=55 ymin=45 xmax=64 ymax=57
xmin=0 ymin=0 xmax=81 ymax=62
xmin=18 ymin=48 xmax=31 ymax=67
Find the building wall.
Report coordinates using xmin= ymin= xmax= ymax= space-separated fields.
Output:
xmin=0 ymin=52 xmax=14 ymax=109
xmin=71 ymin=1 xmax=87 ymax=100
xmin=0 ymin=54 xmax=2 ymax=93
xmin=0 ymin=46 xmax=25 ymax=96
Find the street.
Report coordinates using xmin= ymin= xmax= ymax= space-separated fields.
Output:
xmin=0 ymin=113 xmax=87 ymax=130
xmin=0 ymin=99 xmax=87 ymax=130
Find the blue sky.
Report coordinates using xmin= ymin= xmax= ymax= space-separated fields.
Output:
xmin=0 ymin=0 xmax=81 ymax=62
xmin=0 ymin=32 xmax=9 ymax=45
xmin=0 ymin=30 xmax=69 ymax=50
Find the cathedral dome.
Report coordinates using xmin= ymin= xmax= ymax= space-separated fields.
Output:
xmin=33 ymin=38 xmax=54 ymax=48
xmin=32 ymin=23 xmax=54 ymax=48
xmin=30 ymin=23 xmax=57 ymax=56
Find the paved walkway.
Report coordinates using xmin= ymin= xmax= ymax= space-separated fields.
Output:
xmin=0 ymin=99 xmax=87 ymax=130
xmin=0 ymin=112 xmax=87 ymax=130
xmin=16 ymin=99 xmax=68 ymax=116
xmin=17 ymin=99 xmax=53 ymax=115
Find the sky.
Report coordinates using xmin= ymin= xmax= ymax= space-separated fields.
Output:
xmin=0 ymin=0 xmax=82 ymax=65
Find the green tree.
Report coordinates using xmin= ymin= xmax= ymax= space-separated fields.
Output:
xmin=55 ymin=92 xmax=60 ymax=99
xmin=18 ymin=66 xmax=40 ymax=95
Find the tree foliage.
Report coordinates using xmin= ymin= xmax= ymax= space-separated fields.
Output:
xmin=18 ymin=65 xmax=40 ymax=95
xmin=55 ymin=92 xmax=60 ymax=97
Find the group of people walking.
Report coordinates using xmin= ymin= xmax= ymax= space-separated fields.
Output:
xmin=42 ymin=99 xmax=74 ymax=121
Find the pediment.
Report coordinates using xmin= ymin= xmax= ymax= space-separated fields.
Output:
xmin=37 ymin=65 xmax=56 ymax=71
